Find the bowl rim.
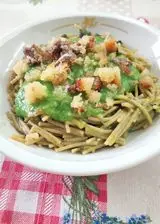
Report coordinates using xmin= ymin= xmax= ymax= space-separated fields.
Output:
xmin=1 ymin=12 xmax=160 ymax=176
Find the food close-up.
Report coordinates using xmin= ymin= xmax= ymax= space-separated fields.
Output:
xmin=7 ymin=28 xmax=160 ymax=154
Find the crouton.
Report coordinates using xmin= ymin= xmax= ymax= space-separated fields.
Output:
xmin=106 ymin=98 xmax=114 ymax=107
xmin=71 ymin=43 xmax=86 ymax=55
xmin=41 ymin=63 xmax=69 ymax=85
xmin=94 ymin=67 xmax=121 ymax=87
xmin=13 ymin=60 xmax=29 ymax=77
xmin=75 ymin=77 xmax=94 ymax=93
xmin=88 ymin=90 xmax=101 ymax=103
xmin=79 ymin=35 xmax=91 ymax=46
xmin=71 ymin=36 xmax=94 ymax=55
xmin=71 ymin=94 xmax=84 ymax=109
xmin=94 ymin=43 xmax=107 ymax=66
xmin=25 ymin=81 xmax=47 ymax=104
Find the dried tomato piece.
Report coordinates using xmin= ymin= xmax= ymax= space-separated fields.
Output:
xmin=112 ymin=58 xmax=132 ymax=75
xmin=92 ymin=76 xmax=102 ymax=91
xmin=24 ymin=44 xmax=52 ymax=65
xmin=105 ymin=39 xmax=118 ymax=53
xmin=68 ymin=84 xmax=77 ymax=94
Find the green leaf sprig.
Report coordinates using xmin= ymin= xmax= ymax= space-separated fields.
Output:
xmin=63 ymin=176 xmax=99 ymax=224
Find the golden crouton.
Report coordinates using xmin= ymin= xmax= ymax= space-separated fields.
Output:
xmin=41 ymin=63 xmax=69 ymax=85
xmin=94 ymin=67 xmax=121 ymax=87
xmin=94 ymin=43 xmax=107 ymax=67
xmin=88 ymin=90 xmax=101 ymax=103
xmin=13 ymin=60 xmax=29 ymax=77
xmin=25 ymin=81 xmax=47 ymax=104
xmin=76 ymin=77 xmax=94 ymax=93
xmin=71 ymin=94 xmax=83 ymax=109
xmin=79 ymin=35 xmax=91 ymax=46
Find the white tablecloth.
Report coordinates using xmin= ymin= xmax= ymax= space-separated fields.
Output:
xmin=0 ymin=0 xmax=160 ymax=223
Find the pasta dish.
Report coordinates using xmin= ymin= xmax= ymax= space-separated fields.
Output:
xmin=7 ymin=29 xmax=160 ymax=154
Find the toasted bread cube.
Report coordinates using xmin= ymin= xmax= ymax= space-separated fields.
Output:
xmin=94 ymin=43 xmax=107 ymax=66
xmin=41 ymin=63 xmax=68 ymax=85
xmin=79 ymin=35 xmax=90 ymax=46
xmin=13 ymin=60 xmax=29 ymax=77
xmin=71 ymin=94 xmax=83 ymax=109
xmin=88 ymin=90 xmax=101 ymax=103
xmin=94 ymin=67 xmax=121 ymax=87
xmin=25 ymin=81 xmax=47 ymax=104
xmin=76 ymin=77 xmax=94 ymax=93
xmin=106 ymin=98 xmax=114 ymax=107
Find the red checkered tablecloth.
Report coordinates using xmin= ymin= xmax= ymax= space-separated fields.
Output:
xmin=0 ymin=158 xmax=107 ymax=224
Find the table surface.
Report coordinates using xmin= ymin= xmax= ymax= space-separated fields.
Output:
xmin=0 ymin=1 xmax=160 ymax=223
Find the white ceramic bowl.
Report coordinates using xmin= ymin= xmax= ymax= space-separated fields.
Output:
xmin=0 ymin=13 xmax=160 ymax=176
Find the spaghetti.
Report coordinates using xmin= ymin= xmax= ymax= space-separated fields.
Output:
xmin=7 ymin=29 xmax=160 ymax=154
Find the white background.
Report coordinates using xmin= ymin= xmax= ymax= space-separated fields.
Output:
xmin=0 ymin=0 xmax=160 ymax=223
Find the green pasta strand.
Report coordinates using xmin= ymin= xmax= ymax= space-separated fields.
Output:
xmin=105 ymin=110 xmax=132 ymax=146
xmin=117 ymin=95 xmax=152 ymax=124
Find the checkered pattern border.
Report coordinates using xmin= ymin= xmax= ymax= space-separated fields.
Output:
xmin=0 ymin=159 xmax=107 ymax=224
